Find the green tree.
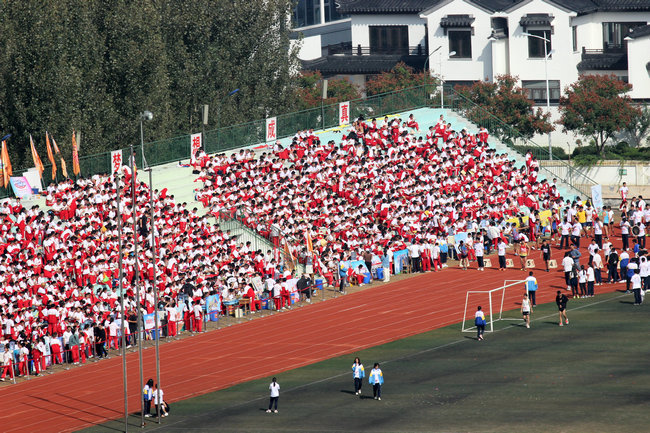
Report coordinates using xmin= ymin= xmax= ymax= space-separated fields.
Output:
xmin=624 ymin=105 xmax=650 ymax=148
xmin=559 ymin=74 xmax=640 ymax=156
xmin=454 ymin=75 xmax=553 ymax=142
xmin=0 ymin=0 xmax=300 ymax=173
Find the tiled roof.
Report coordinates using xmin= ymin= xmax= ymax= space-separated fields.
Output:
xmin=577 ymin=53 xmax=628 ymax=71
xmin=336 ymin=0 xmax=650 ymax=14
xmin=440 ymin=14 xmax=475 ymax=27
xmin=519 ymin=13 xmax=554 ymax=27
xmin=550 ymin=0 xmax=650 ymax=13
xmin=627 ymin=24 xmax=650 ymax=39
xmin=337 ymin=0 xmax=442 ymax=14
xmin=302 ymin=54 xmax=427 ymax=75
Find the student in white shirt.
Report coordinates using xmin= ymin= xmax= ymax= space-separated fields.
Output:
xmin=521 ymin=293 xmax=532 ymax=328
xmin=631 ymin=268 xmax=643 ymax=305
xmin=266 ymin=377 xmax=280 ymax=413
xmin=586 ymin=264 xmax=595 ymax=297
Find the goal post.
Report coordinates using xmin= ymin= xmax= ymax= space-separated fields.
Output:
xmin=461 ymin=279 xmax=525 ymax=333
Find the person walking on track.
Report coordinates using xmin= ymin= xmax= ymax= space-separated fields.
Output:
xmin=352 ymin=357 xmax=365 ymax=396
xmin=266 ymin=377 xmax=280 ymax=413
xmin=369 ymin=363 xmax=384 ymax=400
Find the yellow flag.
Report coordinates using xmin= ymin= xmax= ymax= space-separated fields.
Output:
xmin=45 ymin=132 xmax=57 ymax=179
xmin=30 ymin=135 xmax=45 ymax=178
xmin=1 ymin=140 xmax=12 ymax=188
xmin=72 ymin=130 xmax=80 ymax=176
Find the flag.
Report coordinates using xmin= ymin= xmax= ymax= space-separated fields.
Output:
xmin=1 ymin=140 xmax=12 ymax=188
xmin=45 ymin=132 xmax=57 ymax=179
xmin=52 ymin=136 xmax=68 ymax=178
xmin=306 ymin=231 xmax=314 ymax=253
xmin=283 ymin=238 xmax=295 ymax=270
xmin=72 ymin=130 xmax=80 ymax=176
xmin=30 ymin=135 xmax=45 ymax=178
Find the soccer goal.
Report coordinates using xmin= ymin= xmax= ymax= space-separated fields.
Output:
xmin=461 ymin=279 xmax=525 ymax=333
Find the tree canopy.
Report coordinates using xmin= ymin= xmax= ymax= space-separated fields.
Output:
xmin=454 ymin=75 xmax=553 ymax=143
xmin=558 ymin=74 xmax=639 ymax=156
xmin=0 ymin=0 xmax=299 ymax=168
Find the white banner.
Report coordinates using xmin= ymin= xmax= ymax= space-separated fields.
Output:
xmin=339 ymin=101 xmax=350 ymax=126
xmin=190 ymin=132 xmax=202 ymax=164
xmin=110 ymin=150 xmax=123 ymax=174
xmin=591 ymin=184 xmax=603 ymax=212
xmin=265 ymin=117 xmax=277 ymax=142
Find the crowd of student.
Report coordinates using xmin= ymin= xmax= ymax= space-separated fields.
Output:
xmin=194 ymin=114 xmax=562 ymax=286
xmin=3 ymin=110 xmax=643 ymax=382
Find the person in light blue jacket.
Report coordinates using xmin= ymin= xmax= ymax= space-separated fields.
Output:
xmin=369 ymin=363 xmax=384 ymax=400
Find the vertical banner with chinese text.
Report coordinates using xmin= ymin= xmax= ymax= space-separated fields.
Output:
xmin=190 ymin=133 xmax=202 ymax=164
xmin=339 ymin=101 xmax=350 ymax=126
xmin=111 ymin=150 xmax=123 ymax=175
xmin=265 ymin=117 xmax=277 ymax=144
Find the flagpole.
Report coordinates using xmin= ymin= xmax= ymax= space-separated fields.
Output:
xmin=115 ymin=171 xmax=129 ymax=433
xmin=129 ymin=142 xmax=145 ymax=428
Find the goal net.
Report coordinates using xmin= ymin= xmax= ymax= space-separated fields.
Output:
xmin=461 ymin=279 xmax=525 ymax=333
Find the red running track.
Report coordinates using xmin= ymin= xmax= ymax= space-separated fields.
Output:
xmin=0 ymin=249 xmax=620 ymax=432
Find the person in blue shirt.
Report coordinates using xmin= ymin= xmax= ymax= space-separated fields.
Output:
xmin=524 ymin=271 xmax=538 ymax=306
xmin=351 ymin=357 xmax=364 ymax=396
xmin=381 ymin=250 xmax=390 ymax=282
xmin=338 ymin=260 xmax=348 ymax=294
xmin=369 ymin=363 xmax=384 ymax=400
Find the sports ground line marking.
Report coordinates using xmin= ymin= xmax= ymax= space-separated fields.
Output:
xmin=146 ymin=293 xmax=626 ymax=432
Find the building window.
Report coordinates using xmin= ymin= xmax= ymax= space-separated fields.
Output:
xmin=324 ymin=0 xmax=346 ymax=23
xmin=449 ymin=30 xmax=472 ymax=58
xmin=522 ymin=80 xmax=561 ymax=103
xmin=572 ymin=26 xmax=577 ymax=52
xmin=293 ymin=0 xmax=321 ymax=28
xmin=527 ymin=29 xmax=552 ymax=58
xmin=602 ymin=22 xmax=645 ymax=52
xmin=369 ymin=26 xmax=408 ymax=54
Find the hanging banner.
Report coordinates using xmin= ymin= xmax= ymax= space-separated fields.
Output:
xmin=143 ymin=313 xmax=155 ymax=330
xmin=265 ymin=117 xmax=277 ymax=142
xmin=339 ymin=101 xmax=350 ymax=126
xmin=111 ymin=150 xmax=123 ymax=174
xmin=9 ymin=176 xmax=33 ymax=198
xmin=206 ymin=294 xmax=221 ymax=321
xmin=190 ymin=132 xmax=202 ymax=164
xmin=591 ymin=184 xmax=603 ymax=212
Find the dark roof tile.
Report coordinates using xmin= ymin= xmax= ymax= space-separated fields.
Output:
xmin=577 ymin=53 xmax=628 ymax=71
xmin=440 ymin=14 xmax=475 ymax=27
xmin=337 ymin=0 xmax=442 ymax=14
xmin=302 ymin=54 xmax=427 ymax=75
xmin=627 ymin=24 xmax=650 ymax=39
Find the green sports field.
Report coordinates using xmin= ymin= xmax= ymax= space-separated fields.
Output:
xmin=85 ymin=291 xmax=649 ymax=433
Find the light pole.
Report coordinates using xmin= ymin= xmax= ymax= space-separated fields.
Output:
xmin=115 ymin=164 xmax=128 ymax=433
xmin=440 ymin=50 xmax=456 ymax=109
xmin=135 ymin=110 xmax=151 ymax=428
xmin=423 ymin=46 xmax=441 ymax=105
xmin=139 ymin=111 xmax=153 ymax=168
xmin=147 ymin=166 xmax=161 ymax=424
xmin=523 ymin=32 xmax=554 ymax=161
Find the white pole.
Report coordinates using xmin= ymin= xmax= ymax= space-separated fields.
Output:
xmin=462 ymin=291 xmax=470 ymax=331
xmin=544 ymin=38 xmax=552 ymax=161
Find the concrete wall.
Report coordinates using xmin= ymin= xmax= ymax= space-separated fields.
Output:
xmin=628 ymin=37 xmax=650 ymax=100
xmin=351 ymin=14 xmax=427 ymax=50
xmin=541 ymin=160 xmax=650 ymax=196
xmin=422 ymin=0 xmax=493 ymax=81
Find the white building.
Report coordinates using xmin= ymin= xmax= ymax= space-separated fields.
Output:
xmin=299 ymin=0 xmax=650 ymax=102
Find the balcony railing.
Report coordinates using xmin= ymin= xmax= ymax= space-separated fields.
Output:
xmin=582 ymin=43 xmax=625 ymax=55
xmin=326 ymin=43 xmax=425 ymax=56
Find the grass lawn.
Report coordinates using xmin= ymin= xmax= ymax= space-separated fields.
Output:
xmin=83 ymin=291 xmax=650 ymax=433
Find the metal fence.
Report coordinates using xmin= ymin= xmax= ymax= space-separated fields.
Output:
xmin=5 ymin=83 xmax=595 ymax=199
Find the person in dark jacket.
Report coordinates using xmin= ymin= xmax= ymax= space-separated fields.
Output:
xmin=297 ymin=274 xmax=313 ymax=302
xmin=94 ymin=323 xmax=108 ymax=358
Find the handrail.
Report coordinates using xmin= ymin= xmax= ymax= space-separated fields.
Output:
xmin=445 ymin=86 xmax=597 ymax=197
